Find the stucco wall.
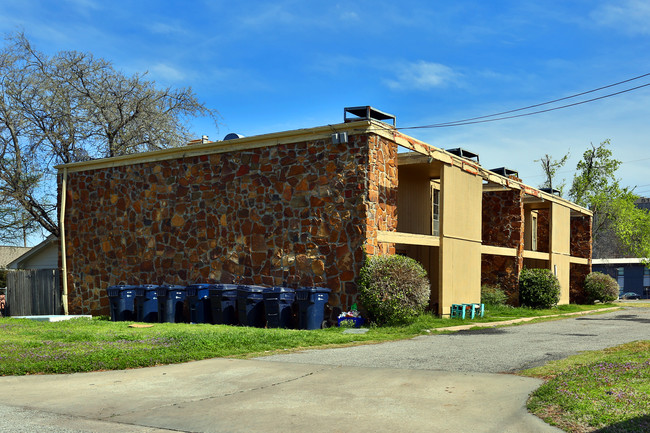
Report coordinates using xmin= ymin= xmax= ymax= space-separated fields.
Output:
xmin=62 ymin=133 xmax=397 ymax=317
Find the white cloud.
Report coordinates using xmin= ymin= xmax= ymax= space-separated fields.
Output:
xmin=149 ymin=63 xmax=186 ymax=83
xmin=64 ymin=0 xmax=101 ymax=11
xmin=146 ymin=22 xmax=187 ymax=36
xmin=384 ymin=61 xmax=458 ymax=90
xmin=308 ymin=54 xmax=361 ymax=75
xmin=238 ymin=4 xmax=297 ymax=28
xmin=591 ymin=0 xmax=650 ymax=35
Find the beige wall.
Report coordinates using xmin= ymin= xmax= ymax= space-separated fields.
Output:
xmin=438 ymin=164 xmax=483 ymax=315
xmin=550 ymin=203 xmax=571 ymax=304
xmin=396 ymin=171 xmax=431 ymax=235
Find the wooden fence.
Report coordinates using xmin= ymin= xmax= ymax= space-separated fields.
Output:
xmin=6 ymin=269 xmax=62 ymax=316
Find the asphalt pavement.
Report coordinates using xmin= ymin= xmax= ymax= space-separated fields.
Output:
xmin=260 ymin=306 xmax=650 ymax=373
xmin=1 ymin=306 xmax=648 ymax=433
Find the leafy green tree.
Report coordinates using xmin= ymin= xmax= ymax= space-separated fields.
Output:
xmin=569 ymin=140 xmax=621 ymax=209
xmin=567 ymin=140 xmax=650 ymax=263
xmin=0 ymin=32 xmax=217 ymax=243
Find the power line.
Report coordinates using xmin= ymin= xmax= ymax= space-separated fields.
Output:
xmin=399 ymin=82 xmax=650 ymax=130
xmin=398 ymin=72 xmax=650 ymax=130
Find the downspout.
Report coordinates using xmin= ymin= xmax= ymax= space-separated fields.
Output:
xmin=60 ymin=167 xmax=69 ymax=315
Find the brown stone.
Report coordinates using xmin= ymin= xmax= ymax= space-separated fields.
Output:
xmin=288 ymin=165 xmax=305 ymax=176
xmin=311 ymin=259 xmax=325 ymax=276
xmin=295 ymin=178 xmax=309 ymax=192
xmin=251 ymin=234 xmax=267 ymax=252
xmin=171 ymin=214 xmax=185 ymax=227
xmin=251 ymin=252 xmax=267 ymax=267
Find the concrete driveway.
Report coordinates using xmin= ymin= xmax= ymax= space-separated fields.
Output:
xmin=1 ymin=306 xmax=648 ymax=433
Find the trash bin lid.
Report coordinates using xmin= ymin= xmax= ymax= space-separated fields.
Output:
xmin=237 ymin=285 xmax=268 ymax=294
xmin=186 ymin=284 xmax=216 ymax=297
xmin=135 ymin=284 xmax=159 ymax=296
xmin=108 ymin=284 xmax=138 ymax=291
xmin=107 ymin=285 xmax=138 ymax=297
xmin=264 ymin=286 xmax=296 ymax=300
xmin=160 ymin=284 xmax=185 ymax=290
xmin=213 ymin=284 xmax=239 ymax=291
xmin=268 ymin=286 xmax=295 ymax=293
xmin=296 ymin=286 xmax=331 ymax=293
xmin=156 ymin=284 xmax=184 ymax=296
xmin=187 ymin=284 xmax=215 ymax=290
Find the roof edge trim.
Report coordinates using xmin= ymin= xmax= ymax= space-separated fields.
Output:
xmin=55 ymin=120 xmax=376 ymax=174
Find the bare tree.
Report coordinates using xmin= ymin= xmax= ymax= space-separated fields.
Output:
xmin=0 ymin=32 xmax=218 ymax=243
xmin=535 ymin=152 xmax=569 ymax=195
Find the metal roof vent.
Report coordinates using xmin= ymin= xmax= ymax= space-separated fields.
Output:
xmin=344 ymin=106 xmax=396 ymax=127
xmin=223 ymin=133 xmax=245 ymax=140
xmin=490 ymin=167 xmax=519 ymax=178
xmin=540 ymin=187 xmax=561 ymax=195
xmin=446 ymin=148 xmax=479 ymax=163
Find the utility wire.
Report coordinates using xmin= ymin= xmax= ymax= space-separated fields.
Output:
xmin=399 ymin=82 xmax=650 ymax=130
xmin=409 ymin=72 xmax=650 ymax=127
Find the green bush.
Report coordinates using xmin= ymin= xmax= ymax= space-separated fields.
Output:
xmin=357 ymin=255 xmax=430 ymax=325
xmin=519 ymin=268 xmax=560 ymax=309
xmin=481 ymin=285 xmax=507 ymax=306
xmin=584 ymin=272 xmax=619 ymax=304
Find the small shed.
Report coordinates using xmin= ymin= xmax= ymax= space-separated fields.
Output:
xmin=7 ymin=235 xmax=59 ymax=270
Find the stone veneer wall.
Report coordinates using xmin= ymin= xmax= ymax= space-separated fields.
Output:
xmin=481 ymin=254 xmax=521 ymax=304
xmin=536 ymin=209 xmax=550 ymax=253
xmin=481 ymin=190 xmax=524 ymax=301
xmin=569 ymin=215 xmax=593 ymax=303
xmin=570 ymin=216 xmax=592 ymax=259
xmin=482 ymin=190 xmax=524 ymax=248
xmin=570 ymin=263 xmax=591 ymax=304
xmin=62 ymin=133 xmax=394 ymax=318
xmin=364 ymin=134 xmax=398 ymax=256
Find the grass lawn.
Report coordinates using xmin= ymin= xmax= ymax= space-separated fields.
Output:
xmin=522 ymin=340 xmax=650 ymax=433
xmin=0 ymin=303 xmax=618 ymax=376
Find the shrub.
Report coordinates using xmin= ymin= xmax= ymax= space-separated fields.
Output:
xmin=357 ymin=255 xmax=430 ymax=325
xmin=584 ymin=272 xmax=619 ymax=304
xmin=519 ymin=268 xmax=560 ymax=309
xmin=481 ymin=285 xmax=507 ymax=306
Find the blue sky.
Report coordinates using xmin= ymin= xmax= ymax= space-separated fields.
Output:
xmin=2 ymin=0 xmax=650 ymax=202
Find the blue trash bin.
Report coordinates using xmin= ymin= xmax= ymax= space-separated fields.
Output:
xmin=135 ymin=285 xmax=159 ymax=323
xmin=296 ymin=286 xmax=331 ymax=330
xmin=107 ymin=285 xmax=137 ymax=321
xmin=237 ymin=285 xmax=268 ymax=327
xmin=186 ymin=284 xmax=214 ymax=324
xmin=156 ymin=285 xmax=187 ymax=323
xmin=209 ymin=284 xmax=239 ymax=325
xmin=264 ymin=287 xmax=295 ymax=328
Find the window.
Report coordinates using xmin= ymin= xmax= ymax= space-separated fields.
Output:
xmin=431 ymin=182 xmax=440 ymax=236
xmin=617 ymin=267 xmax=625 ymax=290
xmin=531 ymin=214 xmax=538 ymax=251
xmin=644 ymin=267 xmax=650 ymax=287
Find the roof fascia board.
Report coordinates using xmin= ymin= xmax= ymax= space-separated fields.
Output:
xmin=383 ymin=129 xmax=591 ymax=216
xmin=56 ymin=121 xmax=375 ymax=174
xmin=54 ymin=118 xmax=591 ymax=217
